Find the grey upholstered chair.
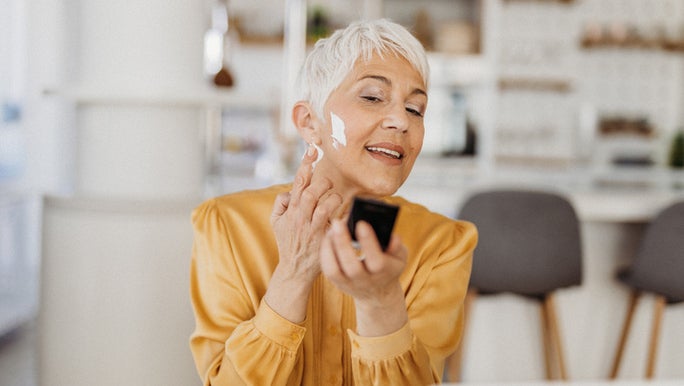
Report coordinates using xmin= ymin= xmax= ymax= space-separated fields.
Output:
xmin=609 ymin=201 xmax=684 ymax=379
xmin=446 ymin=189 xmax=582 ymax=382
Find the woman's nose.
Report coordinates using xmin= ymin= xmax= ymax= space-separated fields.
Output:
xmin=381 ymin=103 xmax=409 ymax=132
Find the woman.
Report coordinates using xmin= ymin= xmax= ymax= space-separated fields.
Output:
xmin=190 ymin=19 xmax=477 ymax=385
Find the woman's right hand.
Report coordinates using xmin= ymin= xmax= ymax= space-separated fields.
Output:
xmin=264 ymin=145 xmax=342 ymax=323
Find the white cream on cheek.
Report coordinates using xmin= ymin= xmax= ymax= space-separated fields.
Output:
xmin=330 ymin=112 xmax=347 ymax=149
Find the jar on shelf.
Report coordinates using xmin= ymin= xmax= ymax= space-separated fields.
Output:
xmin=203 ymin=0 xmax=238 ymax=87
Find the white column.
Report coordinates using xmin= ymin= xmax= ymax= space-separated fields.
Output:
xmin=280 ymin=0 xmax=307 ymax=140
xmin=39 ymin=2 xmax=207 ymax=385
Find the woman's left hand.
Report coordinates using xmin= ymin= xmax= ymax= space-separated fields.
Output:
xmin=320 ymin=219 xmax=409 ymax=336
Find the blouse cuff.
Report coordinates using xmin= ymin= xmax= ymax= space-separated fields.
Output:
xmin=253 ymin=299 xmax=307 ymax=352
xmin=347 ymin=322 xmax=413 ymax=361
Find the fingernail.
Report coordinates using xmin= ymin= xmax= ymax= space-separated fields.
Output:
xmin=332 ymin=219 xmax=344 ymax=234
xmin=356 ymin=221 xmax=369 ymax=237
xmin=301 ymin=144 xmax=313 ymax=160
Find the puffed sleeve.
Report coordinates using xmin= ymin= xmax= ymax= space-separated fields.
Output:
xmin=189 ymin=199 xmax=306 ymax=386
xmin=348 ymin=218 xmax=477 ymax=385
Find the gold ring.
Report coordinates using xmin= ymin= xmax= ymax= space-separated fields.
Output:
xmin=357 ymin=254 xmax=366 ymax=262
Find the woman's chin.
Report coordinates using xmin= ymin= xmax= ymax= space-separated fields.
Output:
xmin=362 ymin=181 xmax=401 ymax=198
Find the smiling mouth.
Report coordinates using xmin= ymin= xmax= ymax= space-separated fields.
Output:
xmin=366 ymin=146 xmax=403 ymax=159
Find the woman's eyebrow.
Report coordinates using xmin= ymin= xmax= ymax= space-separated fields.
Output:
xmin=359 ymin=75 xmax=427 ymax=97
xmin=360 ymin=74 xmax=390 ymax=85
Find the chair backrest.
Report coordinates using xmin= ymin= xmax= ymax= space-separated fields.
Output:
xmin=623 ymin=201 xmax=684 ymax=303
xmin=458 ymin=189 xmax=582 ymax=298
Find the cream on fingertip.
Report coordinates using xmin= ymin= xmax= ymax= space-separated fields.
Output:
xmin=312 ymin=143 xmax=323 ymax=169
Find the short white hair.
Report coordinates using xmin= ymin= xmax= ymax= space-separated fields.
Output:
xmin=297 ymin=18 xmax=429 ymax=120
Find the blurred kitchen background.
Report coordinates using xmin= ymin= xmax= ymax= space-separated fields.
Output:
xmin=1 ymin=0 xmax=683 ymax=385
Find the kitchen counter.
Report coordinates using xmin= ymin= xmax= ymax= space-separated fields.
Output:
xmin=398 ymin=156 xmax=684 ymax=222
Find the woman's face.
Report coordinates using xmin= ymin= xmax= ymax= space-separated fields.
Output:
xmin=310 ymin=53 xmax=427 ymax=198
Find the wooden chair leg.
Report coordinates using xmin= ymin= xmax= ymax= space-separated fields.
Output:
xmin=610 ymin=290 xmax=641 ymax=379
xmin=646 ymin=295 xmax=666 ymax=379
xmin=539 ymin=300 xmax=554 ymax=380
xmin=544 ymin=293 xmax=568 ymax=380
xmin=446 ymin=289 xmax=477 ymax=382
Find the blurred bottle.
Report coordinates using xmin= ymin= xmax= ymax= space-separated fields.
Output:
xmin=204 ymin=0 xmax=237 ymax=87
xmin=307 ymin=6 xmax=329 ymax=43
xmin=669 ymin=129 xmax=684 ymax=168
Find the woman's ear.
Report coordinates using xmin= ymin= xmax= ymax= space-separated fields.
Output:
xmin=292 ymin=101 xmax=320 ymax=144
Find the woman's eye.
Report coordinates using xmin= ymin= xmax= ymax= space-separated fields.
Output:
xmin=406 ymin=107 xmax=424 ymax=117
xmin=361 ymin=95 xmax=382 ymax=102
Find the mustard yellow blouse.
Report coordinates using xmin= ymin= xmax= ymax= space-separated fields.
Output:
xmin=189 ymin=184 xmax=476 ymax=386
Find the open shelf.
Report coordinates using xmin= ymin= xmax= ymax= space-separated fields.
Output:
xmin=43 ymin=86 xmax=277 ymax=110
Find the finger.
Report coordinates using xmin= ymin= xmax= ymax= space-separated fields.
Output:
xmin=354 ymin=221 xmax=385 ymax=273
xmin=385 ymin=233 xmax=408 ymax=264
xmin=354 ymin=221 xmax=381 ymax=250
xmin=270 ymin=192 xmax=291 ymax=223
xmin=311 ymin=191 xmax=342 ymax=230
xmin=331 ymin=219 xmax=368 ymax=277
xmin=290 ymin=144 xmax=318 ymax=207
xmin=297 ymin=177 xmax=333 ymax=224
xmin=320 ymin=227 xmax=344 ymax=280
